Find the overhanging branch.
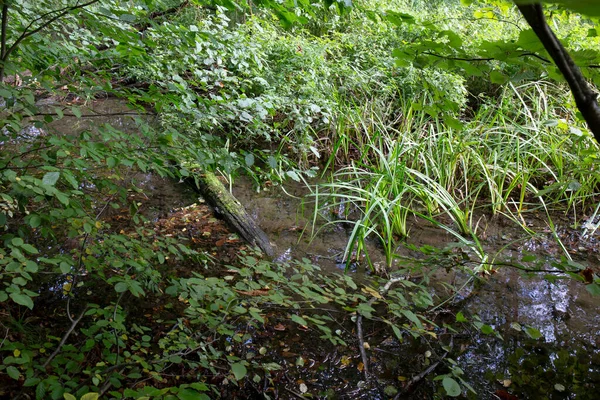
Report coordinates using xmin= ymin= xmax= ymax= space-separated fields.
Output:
xmin=516 ymin=2 xmax=600 ymax=142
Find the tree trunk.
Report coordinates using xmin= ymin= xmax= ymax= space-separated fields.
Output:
xmin=193 ymin=171 xmax=274 ymax=258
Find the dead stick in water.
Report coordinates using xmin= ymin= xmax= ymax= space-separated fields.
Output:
xmin=356 ymin=276 xmax=409 ymax=383
xmin=393 ymin=336 xmax=454 ymax=399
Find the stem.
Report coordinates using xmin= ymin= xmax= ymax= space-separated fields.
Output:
xmin=42 ymin=305 xmax=89 ymax=368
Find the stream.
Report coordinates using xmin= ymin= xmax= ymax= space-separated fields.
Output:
xmin=27 ymin=98 xmax=600 ymax=398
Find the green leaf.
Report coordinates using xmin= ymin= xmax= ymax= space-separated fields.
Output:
xmin=12 ymin=237 xmax=24 ymax=246
xmin=60 ymin=262 xmax=72 ymax=274
xmin=442 ymin=377 xmax=461 ymax=397
xmin=245 ymin=153 xmax=255 ymax=167
xmin=400 ymin=310 xmax=423 ymax=329
xmin=55 ymin=192 xmax=70 ymax=205
xmin=71 ymin=107 xmax=82 ymax=118
xmin=586 ymin=283 xmax=600 ymax=296
xmin=455 ymin=312 xmax=467 ymax=323
xmin=286 ymin=170 xmax=300 ymax=182
xmin=490 ymin=70 xmax=508 ymax=84
xmin=177 ymin=389 xmax=206 ymax=400
xmin=525 ymin=326 xmax=543 ymax=340
xmin=63 ymin=394 xmax=77 ymax=400
xmin=480 ymin=324 xmax=494 ymax=335
xmin=36 ymin=381 xmax=46 ymax=400
xmin=80 ymin=393 xmax=100 ymax=400
xmin=114 ymin=282 xmax=128 ymax=293
xmin=10 ymin=292 xmax=34 ymax=309
xmin=42 ymin=172 xmax=60 ymax=186
xmin=6 ymin=366 xmax=20 ymax=380
xmin=231 ymin=362 xmax=247 ymax=380
xmin=106 ymin=157 xmax=117 ymax=168
xmin=21 ymin=244 xmax=38 ymax=254
xmin=291 ymin=314 xmax=307 ymax=326
xmin=29 ymin=215 xmax=42 ymax=228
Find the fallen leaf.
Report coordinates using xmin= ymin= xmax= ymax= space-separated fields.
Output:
xmin=340 ymin=355 xmax=351 ymax=367
xmin=361 ymin=286 xmax=383 ymax=299
xmin=274 ymin=323 xmax=286 ymax=331
xmin=299 ymin=383 xmax=308 ymax=393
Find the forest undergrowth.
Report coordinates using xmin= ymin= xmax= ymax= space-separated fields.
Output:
xmin=1 ymin=0 xmax=600 ymax=399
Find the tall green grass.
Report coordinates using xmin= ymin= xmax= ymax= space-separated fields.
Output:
xmin=313 ymin=81 xmax=600 ymax=273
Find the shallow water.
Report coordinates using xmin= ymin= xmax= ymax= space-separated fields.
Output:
xmin=231 ymin=177 xmax=600 ymax=398
xmin=32 ymin=98 xmax=599 ymax=398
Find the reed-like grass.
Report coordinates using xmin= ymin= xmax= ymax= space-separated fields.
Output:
xmin=314 ymin=81 xmax=600 ymax=273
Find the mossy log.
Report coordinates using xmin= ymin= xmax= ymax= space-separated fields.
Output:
xmin=192 ymin=171 xmax=274 ymax=258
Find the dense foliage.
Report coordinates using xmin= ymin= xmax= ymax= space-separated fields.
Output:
xmin=1 ymin=0 xmax=600 ymax=398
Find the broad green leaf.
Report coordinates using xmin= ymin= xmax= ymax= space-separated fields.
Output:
xmin=7 ymin=366 xmax=20 ymax=380
xmin=586 ymin=283 xmax=600 ymax=296
xmin=455 ymin=312 xmax=467 ymax=323
xmin=10 ymin=293 xmax=34 ymax=309
xmin=400 ymin=310 xmax=423 ymax=329
xmin=36 ymin=382 xmax=46 ymax=399
xmin=80 ymin=393 xmax=100 ymax=400
xmin=231 ymin=362 xmax=247 ymax=380
xmin=55 ymin=192 xmax=70 ymax=205
xmin=245 ymin=153 xmax=255 ymax=167
xmin=29 ymin=215 xmax=42 ymax=228
xmin=114 ymin=282 xmax=128 ymax=293
xmin=63 ymin=395 xmax=77 ymax=400
xmin=286 ymin=170 xmax=300 ymax=182
xmin=442 ymin=377 xmax=461 ymax=397
xmin=42 ymin=172 xmax=60 ymax=186
xmin=21 ymin=244 xmax=38 ymax=254
xmin=480 ymin=324 xmax=494 ymax=335
xmin=525 ymin=326 xmax=543 ymax=340
xmin=385 ymin=11 xmax=415 ymax=26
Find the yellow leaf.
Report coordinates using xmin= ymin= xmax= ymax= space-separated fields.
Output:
xmin=63 ymin=394 xmax=77 ymax=400
xmin=340 ymin=355 xmax=351 ymax=367
xmin=361 ymin=286 xmax=382 ymax=299
xmin=13 ymin=349 xmax=20 ymax=357
xmin=95 ymin=221 xmax=102 ymax=229
xmin=80 ymin=394 xmax=100 ymax=400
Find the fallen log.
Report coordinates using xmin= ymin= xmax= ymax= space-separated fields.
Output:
xmin=191 ymin=171 xmax=274 ymax=258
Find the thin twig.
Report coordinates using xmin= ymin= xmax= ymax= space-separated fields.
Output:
xmin=356 ymin=314 xmax=370 ymax=381
xmin=42 ymin=304 xmax=89 ymax=368
xmin=356 ymin=276 xmax=408 ymax=383
xmin=394 ymin=336 xmax=454 ymax=399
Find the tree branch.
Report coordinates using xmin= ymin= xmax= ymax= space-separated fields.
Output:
xmin=2 ymin=0 xmax=102 ymax=67
xmin=42 ymin=304 xmax=89 ymax=368
xmin=516 ymin=3 xmax=600 ymax=142
xmin=0 ymin=1 xmax=8 ymax=81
